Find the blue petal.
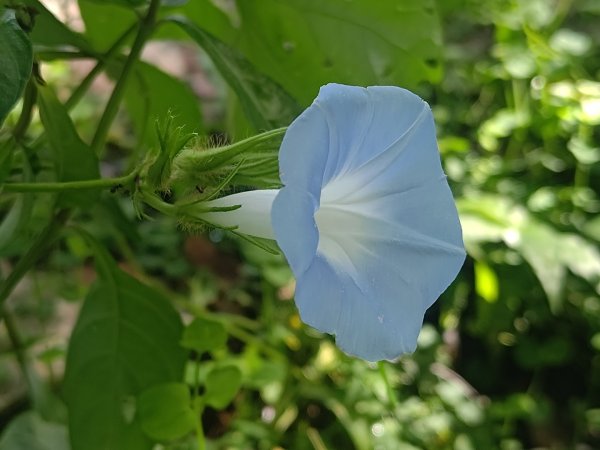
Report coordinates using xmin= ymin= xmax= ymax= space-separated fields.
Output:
xmin=273 ymin=83 xmax=465 ymax=361
xmin=278 ymin=96 xmax=330 ymax=199
xmin=271 ymin=187 xmax=319 ymax=276
xmin=295 ymin=252 xmax=425 ymax=361
xmin=314 ymin=84 xmax=430 ymax=186
xmin=308 ymin=180 xmax=464 ymax=360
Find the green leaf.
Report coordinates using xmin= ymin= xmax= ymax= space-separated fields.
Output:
xmin=138 ymin=383 xmax=196 ymax=441
xmin=0 ymin=8 xmax=33 ymax=126
xmin=36 ymin=84 xmax=100 ymax=208
xmin=63 ymin=241 xmax=187 ymax=450
xmin=78 ymin=0 xmax=137 ymax=52
xmin=0 ymin=412 xmax=69 ymax=450
xmin=203 ymin=365 xmax=242 ymax=409
xmin=110 ymin=61 xmax=203 ymax=147
xmin=557 ymin=233 xmax=600 ymax=293
xmin=583 ymin=215 xmax=600 ymax=242
xmin=183 ymin=0 xmax=443 ymax=105
xmin=460 ymin=194 xmax=600 ymax=311
xmin=168 ymin=17 xmax=302 ymax=130
xmin=180 ymin=317 xmax=227 ymax=353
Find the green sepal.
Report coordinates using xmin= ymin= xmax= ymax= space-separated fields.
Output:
xmin=170 ymin=127 xmax=284 ymax=191
xmin=142 ymin=114 xmax=196 ymax=191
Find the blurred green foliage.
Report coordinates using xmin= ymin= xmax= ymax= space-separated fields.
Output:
xmin=0 ymin=0 xmax=599 ymax=449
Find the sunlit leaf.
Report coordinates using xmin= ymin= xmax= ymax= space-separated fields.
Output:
xmin=475 ymin=261 xmax=499 ymax=303
xmin=138 ymin=383 xmax=196 ymax=441
xmin=516 ymin=221 xmax=566 ymax=312
xmin=458 ymin=194 xmax=600 ymax=312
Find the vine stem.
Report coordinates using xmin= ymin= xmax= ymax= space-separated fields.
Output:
xmin=90 ymin=0 xmax=161 ymax=155
xmin=192 ymin=357 xmax=206 ymax=450
xmin=2 ymin=306 xmax=28 ymax=379
xmin=12 ymin=78 xmax=37 ymax=142
xmin=2 ymin=169 xmax=138 ymax=193
xmin=0 ymin=210 xmax=70 ymax=309
xmin=65 ymin=23 xmax=138 ymax=111
xmin=378 ymin=361 xmax=399 ymax=411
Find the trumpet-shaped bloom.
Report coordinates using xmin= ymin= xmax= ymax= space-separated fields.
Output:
xmin=204 ymin=83 xmax=465 ymax=361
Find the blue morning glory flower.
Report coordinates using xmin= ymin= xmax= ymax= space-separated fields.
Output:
xmin=203 ymin=83 xmax=465 ymax=361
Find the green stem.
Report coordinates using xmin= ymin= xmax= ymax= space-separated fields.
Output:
xmin=65 ymin=23 xmax=138 ymax=111
xmin=192 ymin=358 xmax=206 ymax=450
xmin=35 ymin=50 xmax=92 ymax=61
xmin=378 ymin=361 xmax=398 ymax=411
xmin=2 ymin=170 xmax=138 ymax=193
xmin=195 ymin=406 xmax=206 ymax=450
xmin=225 ymin=324 xmax=282 ymax=360
xmin=12 ymin=78 xmax=37 ymax=142
xmin=574 ymin=163 xmax=589 ymax=189
xmin=28 ymin=24 xmax=139 ymax=152
xmin=1 ymin=305 xmax=31 ymax=393
xmin=90 ymin=0 xmax=161 ymax=155
xmin=0 ymin=210 xmax=70 ymax=309
xmin=139 ymin=191 xmax=179 ymax=215
xmin=307 ymin=427 xmax=329 ymax=450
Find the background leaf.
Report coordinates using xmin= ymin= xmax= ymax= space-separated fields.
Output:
xmin=459 ymin=194 xmax=600 ymax=312
xmin=78 ymin=0 xmax=136 ymax=52
xmin=63 ymin=243 xmax=187 ymax=450
xmin=114 ymin=61 xmax=204 ymax=147
xmin=0 ymin=412 xmax=69 ymax=450
xmin=204 ymin=365 xmax=242 ymax=409
xmin=169 ymin=17 xmax=302 ymax=130
xmin=0 ymin=8 xmax=33 ymax=126
xmin=183 ymin=0 xmax=443 ymax=105
xmin=180 ymin=317 xmax=227 ymax=353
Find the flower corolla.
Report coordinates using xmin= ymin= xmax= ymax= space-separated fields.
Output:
xmin=203 ymin=83 xmax=465 ymax=361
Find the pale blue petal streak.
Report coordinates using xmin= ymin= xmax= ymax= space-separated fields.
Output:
xmin=315 ymin=84 xmax=430 ymax=184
